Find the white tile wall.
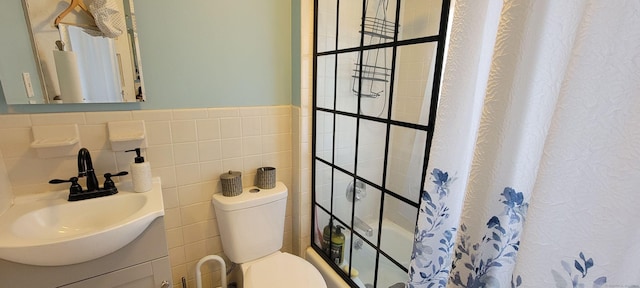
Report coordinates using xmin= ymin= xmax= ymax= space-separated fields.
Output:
xmin=195 ymin=119 xmax=221 ymax=141
xmin=171 ymin=120 xmax=198 ymax=143
xmin=0 ymin=106 xmax=294 ymax=286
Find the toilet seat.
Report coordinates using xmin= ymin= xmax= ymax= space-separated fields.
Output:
xmin=243 ymin=252 xmax=326 ymax=288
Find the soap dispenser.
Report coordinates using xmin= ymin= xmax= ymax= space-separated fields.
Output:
xmin=322 ymin=220 xmax=345 ymax=265
xmin=332 ymin=225 xmax=345 ymax=265
xmin=125 ymin=148 xmax=152 ymax=192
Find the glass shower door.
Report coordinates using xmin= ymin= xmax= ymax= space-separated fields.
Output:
xmin=312 ymin=0 xmax=451 ymax=287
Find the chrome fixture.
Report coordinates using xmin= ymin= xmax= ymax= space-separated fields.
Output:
xmin=346 ymin=179 xmax=366 ymax=202
xmin=354 ymin=216 xmax=373 ymax=237
xmin=353 ymin=238 xmax=364 ymax=250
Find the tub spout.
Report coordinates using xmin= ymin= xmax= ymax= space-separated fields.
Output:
xmin=354 ymin=217 xmax=373 ymax=237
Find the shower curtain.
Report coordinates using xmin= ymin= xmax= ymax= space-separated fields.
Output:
xmin=408 ymin=1 xmax=640 ymax=287
xmin=61 ymin=24 xmax=123 ymax=103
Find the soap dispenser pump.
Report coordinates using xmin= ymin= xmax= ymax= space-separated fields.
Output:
xmin=125 ymin=148 xmax=152 ymax=192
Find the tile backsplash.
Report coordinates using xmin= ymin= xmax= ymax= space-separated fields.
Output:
xmin=0 ymin=106 xmax=294 ymax=286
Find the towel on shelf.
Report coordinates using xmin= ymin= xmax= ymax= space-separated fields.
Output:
xmin=87 ymin=0 xmax=126 ymax=38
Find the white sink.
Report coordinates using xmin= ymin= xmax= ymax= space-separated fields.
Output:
xmin=0 ymin=177 xmax=164 ymax=266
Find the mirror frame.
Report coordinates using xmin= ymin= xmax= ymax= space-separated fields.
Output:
xmin=11 ymin=0 xmax=145 ymax=104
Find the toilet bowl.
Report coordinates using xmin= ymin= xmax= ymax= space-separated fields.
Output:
xmin=211 ymin=182 xmax=326 ymax=288
xmin=241 ymin=252 xmax=325 ymax=288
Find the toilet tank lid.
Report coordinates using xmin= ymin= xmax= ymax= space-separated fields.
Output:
xmin=212 ymin=182 xmax=287 ymax=211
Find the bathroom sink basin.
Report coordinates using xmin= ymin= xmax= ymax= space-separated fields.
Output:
xmin=0 ymin=178 xmax=164 ymax=266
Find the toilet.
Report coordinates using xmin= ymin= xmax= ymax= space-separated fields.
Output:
xmin=211 ymin=182 xmax=327 ymax=288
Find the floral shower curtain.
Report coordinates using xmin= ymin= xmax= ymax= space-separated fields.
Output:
xmin=408 ymin=1 xmax=640 ymax=287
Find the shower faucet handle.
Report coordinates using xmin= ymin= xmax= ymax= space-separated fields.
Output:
xmin=346 ymin=180 xmax=367 ymax=202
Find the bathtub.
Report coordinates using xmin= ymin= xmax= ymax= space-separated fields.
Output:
xmin=306 ymin=220 xmax=413 ymax=288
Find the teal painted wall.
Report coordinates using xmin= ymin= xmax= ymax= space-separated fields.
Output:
xmin=291 ymin=0 xmax=301 ymax=107
xmin=0 ymin=1 xmax=45 ymax=107
xmin=0 ymin=0 xmax=295 ymax=114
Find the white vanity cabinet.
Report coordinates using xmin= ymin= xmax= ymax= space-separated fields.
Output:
xmin=0 ymin=217 xmax=172 ymax=288
xmin=60 ymin=258 xmax=170 ymax=288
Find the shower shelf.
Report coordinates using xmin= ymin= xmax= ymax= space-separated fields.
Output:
xmin=352 ymin=76 xmax=389 ymax=81
xmin=351 ymin=64 xmax=391 ymax=81
xmin=359 ymin=17 xmax=396 ymax=39
xmin=352 ymin=1 xmax=395 ymax=99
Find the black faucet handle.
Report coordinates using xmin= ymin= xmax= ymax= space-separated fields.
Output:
xmin=107 ymin=171 xmax=129 ymax=177
xmin=49 ymin=177 xmax=83 ymax=195
xmin=103 ymin=171 xmax=129 ymax=189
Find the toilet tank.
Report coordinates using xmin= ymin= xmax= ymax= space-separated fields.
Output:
xmin=211 ymin=182 xmax=287 ymax=263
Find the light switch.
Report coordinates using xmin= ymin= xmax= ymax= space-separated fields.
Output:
xmin=22 ymin=72 xmax=35 ymax=98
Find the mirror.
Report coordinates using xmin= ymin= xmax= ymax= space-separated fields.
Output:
xmin=19 ymin=0 xmax=144 ymax=104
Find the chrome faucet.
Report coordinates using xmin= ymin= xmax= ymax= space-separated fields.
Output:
xmin=354 ymin=216 xmax=373 ymax=237
xmin=77 ymin=148 xmax=99 ymax=192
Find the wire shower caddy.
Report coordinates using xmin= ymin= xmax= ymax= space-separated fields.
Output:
xmin=351 ymin=0 xmax=396 ymax=99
